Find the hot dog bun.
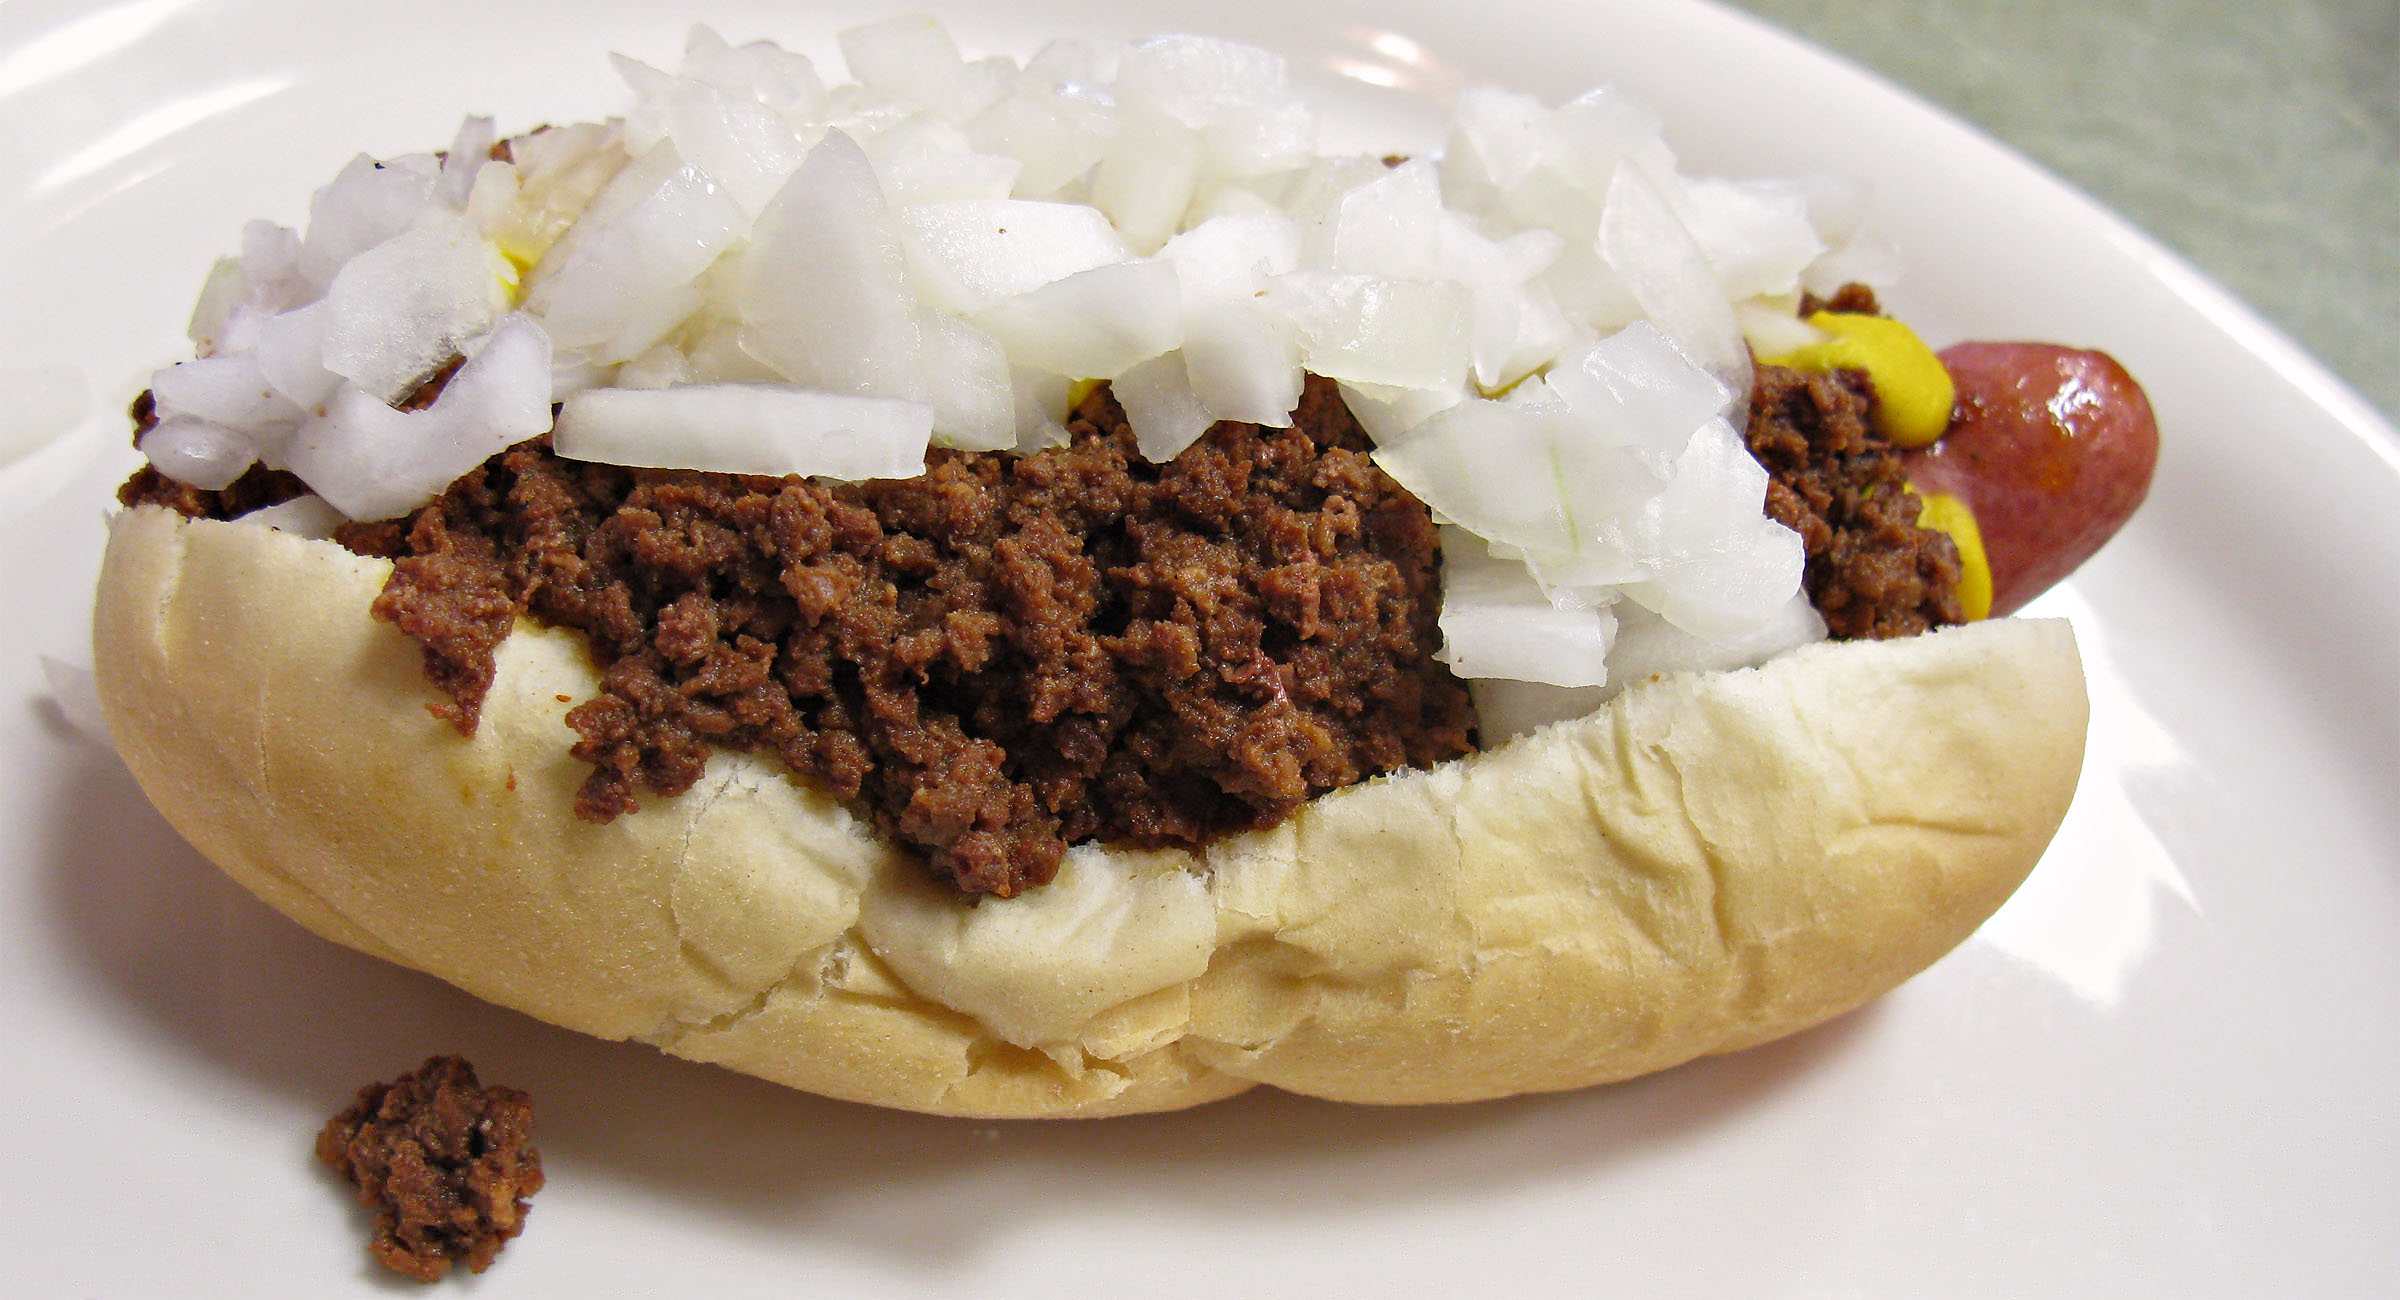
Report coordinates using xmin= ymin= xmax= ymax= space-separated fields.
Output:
xmin=93 ymin=504 xmax=2086 ymax=1117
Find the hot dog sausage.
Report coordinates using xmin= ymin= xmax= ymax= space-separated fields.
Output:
xmin=1905 ymin=343 xmax=2158 ymax=617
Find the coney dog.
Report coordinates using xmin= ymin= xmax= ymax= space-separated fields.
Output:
xmin=91 ymin=26 xmax=2153 ymax=1117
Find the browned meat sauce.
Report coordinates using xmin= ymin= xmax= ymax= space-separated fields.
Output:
xmin=1749 ymin=284 xmax=1965 ymax=639
xmin=1744 ymin=360 xmax=1964 ymax=639
xmin=316 ymin=1055 xmax=543 ymax=1283
xmin=328 ymin=377 xmax=1472 ymax=897
xmin=119 ymin=319 xmax=1957 ymax=895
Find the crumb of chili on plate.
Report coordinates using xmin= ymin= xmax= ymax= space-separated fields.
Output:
xmin=315 ymin=1055 xmax=543 ymax=1283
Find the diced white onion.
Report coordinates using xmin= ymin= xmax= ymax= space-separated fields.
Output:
xmin=1310 ymin=160 xmax=1446 ymax=280
xmin=1607 ymin=589 xmax=1825 ymax=688
xmin=1111 ymin=352 xmax=1215 ymax=461
xmin=1615 ymin=420 xmax=1804 ymax=641
xmin=616 ymin=343 xmax=693 ymax=390
xmin=964 ymin=83 xmax=1115 ymax=198
xmin=1116 ymin=36 xmax=1294 ymax=129
xmin=1334 ymin=379 xmax=1468 ymax=443
xmin=1542 ymin=321 xmax=1728 ymax=462
xmin=1114 ymin=35 xmax=1316 ymax=177
xmin=1598 ymin=164 xmax=1752 ymax=412
xmin=969 ymin=258 xmax=1182 ymax=379
xmin=838 ymin=14 xmax=1009 ymax=124
xmin=619 ymin=66 xmax=808 ymax=216
xmin=548 ymin=348 xmax=617 ymax=400
xmin=556 ymin=384 xmax=930 ymax=481
xmin=251 ymin=302 xmax=341 ymax=410
xmin=1679 ymin=176 xmax=1823 ymax=301
xmin=900 ymin=199 xmax=1130 ymax=314
xmin=678 ymin=24 xmax=828 ymax=120
xmin=738 ymin=130 xmax=927 ymax=398
xmin=683 ymin=325 xmax=781 ymax=384
xmin=141 ymin=416 xmax=256 ymax=491
xmin=475 ymin=124 xmax=631 ymax=270
xmin=1435 ymin=528 xmax=1617 ymax=687
xmin=1466 ymin=678 xmax=1602 ymax=744
xmin=439 ymin=115 xmax=497 ymax=208
xmin=1021 ymin=38 xmax=1120 ymax=95
xmin=1088 ymin=104 xmax=1203 ymax=254
xmin=238 ymin=220 xmax=307 ymax=304
xmin=280 ymin=313 xmax=554 ymax=520
xmin=149 ymin=352 xmax=301 ymax=435
xmin=321 ymin=210 xmax=510 ymax=401
xmin=1180 ymin=301 xmax=1302 ymax=426
xmin=299 ymin=155 xmax=443 ymax=292
xmin=869 ymin=133 xmax=1023 ymax=206
xmin=528 ymin=143 xmax=746 ymax=363
xmin=1435 ymin=216 xmax=1556 ymax=390
xmin=920 ymin=313 xmax=1016 ymax=450
xmin=186 ymin=258 xmax=248 ymax=354
xmin=1373 ymin=396 xmax=1577 ymax=555
xmin=1159 ymin=212 xmax=1302 ymax=301
xmin=1535 ymin=87 xmax=1669 ymax=200
xmin=1441 ymin=87 xmax=1545 ymax=207
xmin=1263 ymin=272 xmax=1470 ymax=390
xmin=1011 ymin=369 xmax=1075 ymax=452
xmin=1736 ymin=300 xmax=1826 ymax=359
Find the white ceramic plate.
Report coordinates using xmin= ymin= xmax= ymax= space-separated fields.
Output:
xmin=6 ymin=1 xmax=2397 ymax=1294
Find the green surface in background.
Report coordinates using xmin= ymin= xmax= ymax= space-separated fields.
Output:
xmin=1722 ymin=0 xmax=2400 ymax=427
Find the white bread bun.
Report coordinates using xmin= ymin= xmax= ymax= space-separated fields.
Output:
xmin=93 ymin=504 xmax=2086 ymax=1117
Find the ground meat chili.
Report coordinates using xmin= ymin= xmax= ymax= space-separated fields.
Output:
xmin=323 ymin=377 xmax=1473 ymax=898
xmin=1752 ymin=283 xmax=1964 ymax=638
xmin=117 ymin=347 xmax=1959 ymax=895
xmin=1743 ymin=361 xmax=1966 ymax=639
xmin=316 ymin=1055 xmax=543 ymax=1283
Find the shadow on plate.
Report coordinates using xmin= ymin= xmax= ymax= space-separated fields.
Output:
xmin=36 ymin=734 xmax=1879 ymax=1265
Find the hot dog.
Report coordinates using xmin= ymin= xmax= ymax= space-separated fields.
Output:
xmin=1909 ymin=343 xmax=2159 ymax=616
xmin=91 ymin=24 xmax=2143 ymax=1116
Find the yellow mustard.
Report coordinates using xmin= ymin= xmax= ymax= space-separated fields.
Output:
xmin=1763 ymin=312 xmax=1956 ymax=448
xmin=1911 ymin=487 xmax=1993 ymax=621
